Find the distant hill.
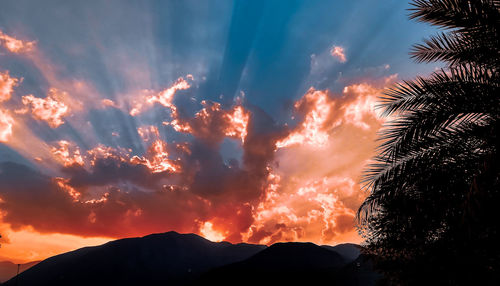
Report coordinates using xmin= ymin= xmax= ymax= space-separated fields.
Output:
xmin=5 ymin=232 xmax=380 ymax=286
xmin=4 ymin=232 xmax=265 ymax=286
xmin=322 ymin=243 xmax=361 ymax=262
xmin=193 ymin=242 xmax=349 ymax=285
xmin=0 ymin=261 xmax=39 ymax=283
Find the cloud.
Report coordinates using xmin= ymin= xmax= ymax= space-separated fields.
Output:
xmin=56 ymin=142 xmax=182 ymax=190
xmin=0 ymin=27 xmax=402 ymax=257
xmin=277 ymin=79 xmax=386 ymax=149
xmin=137 ymin=125 xmax=160 ymax=142
xmin=330 ymin=45 xmax=346 ymax=63
xmin=130 ymin=140 xmax=180 ymax=174
xmin=240 ymin=76 xmax=395 ymax=245
xmin=166 ymin=101 xmax=250 ymax=145
xmin=0 ymin=71 xmax=19 ymax=142
xmin=0 ymin=109 xmax=14 ymax=142
xmin=129 ymin=76 xmax=192 ymax=116
xmin=0 ymin=75 xmax=395 ymax=249
xmin=0 ymin=161 xmax=207 ymax=238
xmin=0 ymin=96 xmax=275 ymax=245
xmin=19 ymin=89 xmax=70 ymax=128
xmin=0 ymin=71 xmax=19 ymax=103
xmin=101 ymin=99 xmax=119 ymax=108
xmin=276 ymin=88 xmax=334 ymax=148
xmin=50 ymin=140 xmax=84 ymax=167
xmin=0 ymin=30 xmax=35 ymax=53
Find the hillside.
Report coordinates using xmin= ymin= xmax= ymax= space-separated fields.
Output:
xmin=5 ymin=232 xmax=379 ymax=286
xmin=4 ymin=232 xmax=264 ymax=286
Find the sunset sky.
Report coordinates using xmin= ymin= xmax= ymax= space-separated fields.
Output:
xmin=0 ymin=0 xmax=437 ymax=263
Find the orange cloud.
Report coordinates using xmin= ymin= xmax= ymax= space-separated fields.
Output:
xmin=276 ymin=88 xmax=334 ymax=148
xmin=0 ymin=71 xmax=18 ymax=142
xmin=130 ymin=140 xmax=180 ymax=173
xmin=130 ymin=76 xmax=192 ymax=116
xmin=101 ymin=99 xmax=119 ymax=108
xmin=224 ymin=105 xmax=250 ymax=143
xmin=277 ymin=78 xmax=389 ymax=150
xmin=241 ymin=76 xmax=395 ymax=246
xmin=50 ymin=140 xmax=84 ymax=167
xmin=342 ymin=83 xmax=383 ymax=129
xmin=166 ymin=101 xmax=250 ymax=145
xmin=0 ymin=30 xmax=35 ymax=53
xmin=0 ymin=71 xmax=19 ymax=102
xmin=246 ymin=172 xmax=360 ymax=245
xmin=48 ymin=137 xmax=181 ymax=176
xmin=330 ymin=45 xmax=346 ymax=63
xmin=0 ymin=160 xmax=209 ymax=240
xmin=54 ymin=177 xmax=83 ymax=202
xmin=20 ymin=89 xmax=70 ymax=128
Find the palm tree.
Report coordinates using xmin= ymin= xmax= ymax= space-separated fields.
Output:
xmin=358 ymin=1 xmax=500 ymax=285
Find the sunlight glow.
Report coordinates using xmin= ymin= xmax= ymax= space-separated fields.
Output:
xmin=199 ymin=222 xmax=225 ymax=242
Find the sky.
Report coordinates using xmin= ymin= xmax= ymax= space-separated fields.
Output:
xmin=0 ymin=0 xmax=437 ymax=263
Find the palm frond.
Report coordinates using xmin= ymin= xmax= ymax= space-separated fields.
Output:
xmin=409 ymin=0 xmax=500 ymax=33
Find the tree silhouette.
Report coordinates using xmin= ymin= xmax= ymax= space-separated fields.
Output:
xmin=358 ymin=1 xmax=499 ymax=285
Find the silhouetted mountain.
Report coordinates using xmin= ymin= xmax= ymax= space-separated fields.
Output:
xmin=5 ymin=233 xmax=380 ymax=286
xmin=234 ymin=242 xmax=348 ymax=269
xmin=322 ymin=243 xmax=361 ymax=262
xmin=4 ymin=232 xmax=265 ymax=286
xmin=193 ymin=242 xmax=364 ymax=285
xmin=0 ymin=261 xmax=39 ymax=283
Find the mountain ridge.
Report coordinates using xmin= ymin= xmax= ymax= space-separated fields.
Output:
xmin=4 ymin=232 xmax=376 ymax=286
xmin=4 ymin=231 xmax=265 ymax=286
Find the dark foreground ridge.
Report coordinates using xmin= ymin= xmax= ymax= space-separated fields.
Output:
xmin=4 ymin=232 xmax=379 ymax=286
xmin=194 ymin=242 xmax=379 ymax=286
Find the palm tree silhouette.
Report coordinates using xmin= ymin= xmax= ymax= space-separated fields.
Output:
xmin=358 ymin=1 xmax=499 ymax=285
